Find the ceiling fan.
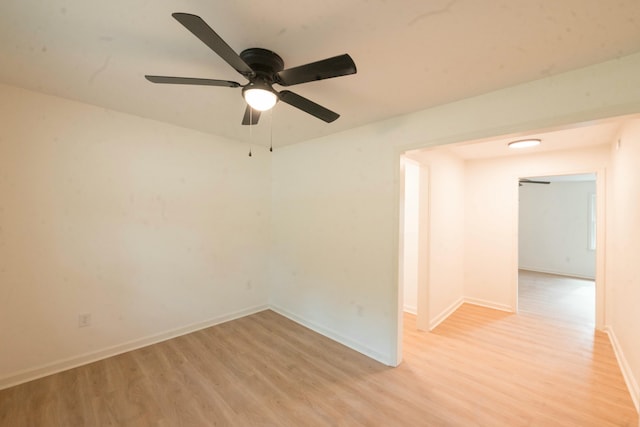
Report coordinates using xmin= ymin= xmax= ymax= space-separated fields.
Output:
xmin=145 ymin=13 xmax=357 ymax=125
xmin=519 ymin=178 xmax=551 ymax=186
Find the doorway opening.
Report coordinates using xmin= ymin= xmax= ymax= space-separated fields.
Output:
xmin=396 ymin=118 xmax=622 ymax=364
xmin=517 ymin=173 xmax=597 ymax=327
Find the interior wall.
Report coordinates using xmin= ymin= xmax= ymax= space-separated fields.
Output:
xmin=464 ymin=145 xmax=609 ymax=311
xmin=401 ymin=159 xmax=419 ymax=314
xmin=270 ymin=134 xmax=398 ymax=362
xmin=519 ymin=180 xmax=596 ymax=278
xmin=409 ymin=149 xmax=465 ymax=328
xmin=0 ymin=84 xmax=271 ymax=387
xmin=607 ymin=119 xmax=640 ymax=410
xmin=271 ymin=52 xmax=640 ymax=366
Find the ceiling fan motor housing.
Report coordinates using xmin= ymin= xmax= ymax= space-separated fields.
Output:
xmin=240 ymin=48 xmax=284 ymax=82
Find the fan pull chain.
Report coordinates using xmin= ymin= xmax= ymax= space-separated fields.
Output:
xmin=248 ymin=107 xmax=253 ymax=157
xmin=269 ymin=109 xmax=273 ymax=152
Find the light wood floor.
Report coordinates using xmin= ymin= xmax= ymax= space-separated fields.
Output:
xmin=1 ymin=275 xmax=637 ymax=426
xmin=518 ymin=269 xmax=596 ymax=326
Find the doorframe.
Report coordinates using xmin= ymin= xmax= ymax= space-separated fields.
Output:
xmin=513 ymin=167 xmax=606 ymax=329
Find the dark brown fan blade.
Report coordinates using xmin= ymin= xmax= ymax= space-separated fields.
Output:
xmin=276 ymin=54 xmax=356 ymax=86
xmin=519 ymin=179 xmax=551 ymax=185
xmin=242 ymin=105 xmax=261 ymax=125
xmin=172 ymin=13 xmax=254 ymax=77
xmin=145 ymin=75 xmax=241 ymax=87
xmin=278 ymin=90 xmax=339 ymax=123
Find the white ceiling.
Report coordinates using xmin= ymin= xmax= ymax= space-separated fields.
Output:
xmin=1 ymin=1 xmax=640 ymax=147
xmin=441 ymin=118 xmax=626 ymax=160
xmin=526 ymin=173 xmax=596 ymax=182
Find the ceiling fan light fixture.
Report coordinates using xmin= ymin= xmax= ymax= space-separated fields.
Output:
xmin=146 ymin=13 xmax=356 ymax=124
xmin=508 ymin=138 xmax=541 ymax=149
xmin=243 ymin=83 xmax=278 ymax=111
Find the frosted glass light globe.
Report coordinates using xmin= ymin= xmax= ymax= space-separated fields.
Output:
xmin=243 ymin=87 xmax=277 ymax=111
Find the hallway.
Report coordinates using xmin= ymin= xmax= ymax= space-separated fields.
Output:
xmin=400 ymin=270 xmax=636 ymax=425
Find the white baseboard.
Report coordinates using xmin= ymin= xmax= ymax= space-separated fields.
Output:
xmin=605 ymin=326 xmax=640 ymax=413
xmin=269 ymin=304 xmax=394 ymax=367
xmin=403 ymin=305 xmax=417 ymax=315
xmin=0 ymin=304 xmax=269 ymax=391
xmin=429 ymin=297 xmax=464 ymax=330
xmin=464 ymin=297 xmax=513 ymax=313
xmin=518 ymin=267 xmax=595 ymax=281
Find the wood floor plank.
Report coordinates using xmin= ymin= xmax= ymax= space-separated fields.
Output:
xmin=0 ymin=271 xmax=637 ymax=426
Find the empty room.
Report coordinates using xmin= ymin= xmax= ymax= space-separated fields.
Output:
xmin=1 ymin=1 xmax=640 ymax=426
xmin=518 ymin=172 xmax=598 ymax=326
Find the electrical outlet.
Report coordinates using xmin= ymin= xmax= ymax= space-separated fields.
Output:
xmin=78 ymin=313 xmax=92 ymax=328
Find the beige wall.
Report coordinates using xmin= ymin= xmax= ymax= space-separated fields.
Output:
xmin=0 ymin=84 xmax=271 ymax=387
xmin=401 ymin=158 xmax=420 ymax=315
xmin=269 ymin=130 xmax=398 ymax=362
xmin=408 ymin=149 xmax=466 ymax=329
xmin=607 ymin=119 xmax=640 ymax=410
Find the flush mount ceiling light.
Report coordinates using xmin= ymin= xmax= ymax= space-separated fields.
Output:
xmin=242 ymin=81 xmax=278 ymax=111
xmin=508 ymin=138 xmax=541 ymax=149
